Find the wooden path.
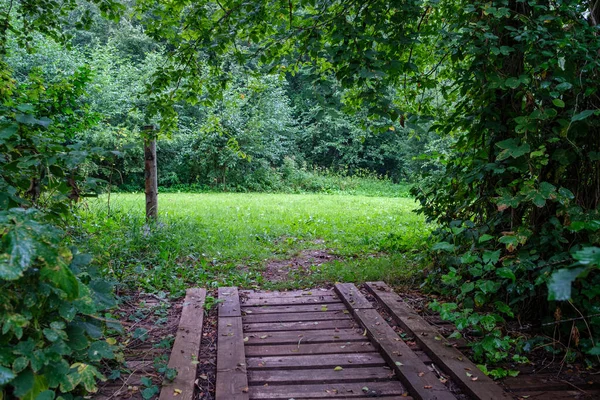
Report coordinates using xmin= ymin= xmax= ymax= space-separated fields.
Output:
xmin=178 ymin=283 xmax=512 ymax=400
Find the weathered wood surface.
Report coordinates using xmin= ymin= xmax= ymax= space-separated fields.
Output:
xmin=335 ymin=282 xmax=374 ymax=309
xmin=244 ymin=319 xmax=357 ymax=332
xmin=248 ymin=381 xmax=409 ymax=399
xmin=246 ymin=353 xmax=388 ymax=369
xmin=366 ymin=281 xmax=511 ymax=400
xmin=241 ymin=303 xmax=347 ymax=314
xmin=335 ymin=283 xmax=457 ymax=400
xmin=245 ymin=341 xmax=375 ymax=356
xmin=242 ymin=310 xmax=351 ymax=323
xmin=242 ymin=295 xmax=341 ymax=306
xmin=242 ymin=288 xmax=408 ymax=400
xmin=240 ymin=288 xmax=335 ymax=297
xmin=243 ymin=328 xmax=365 ymax=345
xmin=158 ymin=288 xmax=206 ymax=400
xmin=248 ymin=366 xmax=395 ymax=384
xmin=218 ymin=286 xmax=241 ymax=317
xmin=216 ymin=287 xmax=249 ymax=400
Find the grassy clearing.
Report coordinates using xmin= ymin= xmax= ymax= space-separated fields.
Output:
xmin=75 ymin=192 xmax=430 ymax=297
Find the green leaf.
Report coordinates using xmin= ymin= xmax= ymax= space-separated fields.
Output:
xmin=432 ymin=242 xmax=455 ymax=252
xmin=496 ymin=139 xmax=530 ymax=160
xmin=555 ymin=82 xmax=572 ymax=91
xmin=13 ymin=357 xmax=29 ymax=373
xmin=547 ymin=267 xmax=586 ymax=301
xmin=589 ymin=344 xmax=600 ymax=356
xmin=478 ymin=234 xmax=494 ymax=243
xmin=571 ymin=110 xmax=595 ymax=122
xmin=12 ymin=369 xmax=34 ymax=397
xmin=0 ymin=229 xmax=37 ymax=280
xmin=461 ymin=282 xmax=475 ymax=294
xmin=0 ymin=365 xmax=16 ymax=385
xmin=142 ymin=386 xmax=159 ymax=399
xmin=20 ymin=374 xmax=49 ymax=400
xmin=552 ymin=99 xmax=565 ymax=108
xmin=40 ymin=264 xmax=79 ymax=300
xmin=496 ymin=267 xmax=516 ymax=282
xmin=0 ymin=123 xmax=18 ymax=140
xmin=34 ymin=390 xmax=55 ymax=400
xmin=505 ymin=77 xmax=520 ymax=89
xmin=68 ymin=363 xmax=106 ymax=393
xmin=88 ymin=341 xmax=115 ymax=361
xmin=572 ymin=247 xmax=600 ymax=266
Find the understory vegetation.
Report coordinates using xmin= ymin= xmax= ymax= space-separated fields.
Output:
xmin=1 ymin=0 xmax=599 ymax=398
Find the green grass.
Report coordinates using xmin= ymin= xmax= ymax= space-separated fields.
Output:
xmin=75 ymin=192 xmax=431 ymax=297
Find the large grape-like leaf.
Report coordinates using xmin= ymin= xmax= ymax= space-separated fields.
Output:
xmin=547 ymin=267 xmax=586 ymax=301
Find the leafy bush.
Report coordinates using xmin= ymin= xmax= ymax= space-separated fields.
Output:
xmin=414 ymin=0 xmax=600 ymax=366
xmin=1 ymin=38 xmax=120 ymax=397
xmin=0 ymin=209 xmax=119 ymax=398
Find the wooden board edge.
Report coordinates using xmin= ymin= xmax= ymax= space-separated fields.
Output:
xmin=218 ymin=286 xmax=241 ymax=317
xmin=159 ymin=288 xmax=206 ymax=400
xmin=216 ymin=287 xmax=249 ymax=400
xmin=365 ymin=281 xmax=512 ymax=400
xmin=334 ymin=282 xmax=374 ymax=309
xmin=337 ymin=283 xmax=456 ymax=400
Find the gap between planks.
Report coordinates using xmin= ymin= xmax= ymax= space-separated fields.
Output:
xmin=158 ymin=288 xmax=206 ymax=400
xmin=335 ymin=283 xmax=457 ymax=400
xmin=365 ymin=281 xmax=512 ymax=400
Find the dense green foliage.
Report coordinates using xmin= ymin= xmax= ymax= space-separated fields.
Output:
xmin=416 ymin=0 xmax=600 ymax=366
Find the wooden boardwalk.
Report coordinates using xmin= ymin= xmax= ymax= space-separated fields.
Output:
xmin=159 ymin=283 xmax=516 ymax=400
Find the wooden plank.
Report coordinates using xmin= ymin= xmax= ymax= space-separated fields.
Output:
xmin=246 ymin=353 xmax=387 ymax=369
xmin=244 ymin=319 xmax=357 ymax=332
xmin=335 ymin=284 xmax=456 ymax=400
xmin=297 ymin=398 xmax=411 ymax=400
xmin=243 ymin=310 xmax=351 ymax=324
xmin=298 ymin=398 xmax=412 ymax=400
xmin=241 ymin=303 xmax=347 ymax=314
xmin=242 ymin=295 xmax=341 ymax=306
xmin=249 ymin=381 xmax=406 ymax=399
xmin=218 ymin=287 xmax=241 ymax=317
xmin=507 ymin=390 xmax=592 ymax=399
xmin=159 ymin=288 xmax=206 ymax=400
xmin=216 ymin=287 xmax=249 ymax=400
xmin=248 ymin=366 xmax=395 ymax=384
xmin=245 ymin=341 xmax=375 ymax=357
xmin=366 ymin=281 xmax=511 ymax=400
xmin=335 ymin=283 xmax=374 ymax=309
xmin=244 ymin=329 xmax=365 ymax=345
xmin=242 ymin=288 xmax=335 ymax=298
